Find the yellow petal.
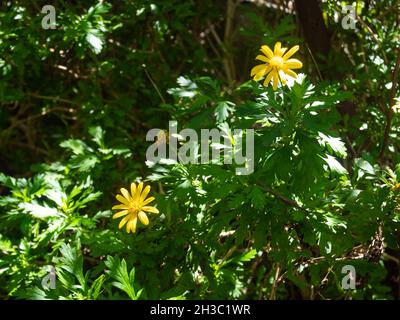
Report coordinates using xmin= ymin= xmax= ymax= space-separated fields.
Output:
xmin=283 ymin=68 xmax=298 ymax=78
xmin=260 ymin=45 xmax=274 ymax=59
xmin=282 ymin=45 xmax=299 ymax=60
xmin=140 ymin=185 xmax=151 ymax=203
xmin=142 ymin=196 xmax=155 ymax=206
xmin=130 ymin=183 xmax=136 ymax=198
xmin=279 ymin=70 xmax=287 ymax=86
xmin=274 ymin=42 xmax=282 ymax=56
xmin=138 ymin=211 xmax=149 ymax=225
xmin=143 ymin=206 xmax=159 ymax=214
xmin=118 ymin=215 xmax=130 ymax=229
xmin=112 ymin=204 xmax=129 ymax=210
xmin=135 ymin=182 xmax=144 ymax=201
xmin=254 ymin=66 xmax=272 ymax=81
xmin=126 ymin=217 xmax=137 ymax=233
xmin=263 ymin=70 xmax=274 ymax=87
xmin=116 ymin=194 xmax=131 ymax=206
xmin=272 ymin=70 xmax=279 ymax=90
xmin=251 ymin=64 xmax=266 ymax=77
xmin=284 ymin=59 xmax=303 ymax=69
xmin=113 ymin=210 xmax=129 ymax=219
xmin=255 ymin=55 xmax=270 ymax=63
xmin=127 ymin=217 xmax=137 ymax=233
xmin=254 ymin=69 xmax=267 ymax=81
xmin=120 ymin=188 xmax=131 ymax=201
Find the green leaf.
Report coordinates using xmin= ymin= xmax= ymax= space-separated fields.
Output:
xmin=89 ymin=126 xmax=105 ymax=147
xmin=60 ymin=139 xmax=90 ymax=155
xmin=88 ymin=275 xmax=105 ymax=299
xmin=354 ymin=158 xmax=375 ymax=176
xmin=45 ymin=189 xmax=67 ymax=207
xmin=58 ymin=244 xmax=87 ymax=291
xmin=254 ymin=218 xmax=268 ymax=250
xmin=70 ymin=155 xmax=99 ymax=172
xmin=167 ymin=76 xmax=198 ymax=98
xmin=19 ymin=202 xmax=60 ymax=219
xmin=88 ymin=2 xmax=110 ymax=16
xmin=249 ymin=186 xmax=266 ymax=210
xmin=77 ymin=191 xmax=102 ymax=207
xmin=324 ymin=213 xmax=347 ymax=233
xmin=215 ymin=101 xmax=234 ymax=122
xmin=0 ymin=173 xmax=17 ymax=189
xmin=318 ymin=132 xmax=347 ymax=158
xmin=228 ymin=249 xmax=257 ymax=265
xmin=105 ymin=256 xmax=141 ymax=300
xmin=24 ymin=287 xmax=49 ymax=300
xmin=86 ymin=32 xmax=103 ymax=54
xmin=323 ymin=155 xmax=348 ymax=175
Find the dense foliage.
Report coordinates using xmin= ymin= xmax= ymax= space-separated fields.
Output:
xmin=0 ymin=0 xmax=399 ymax=300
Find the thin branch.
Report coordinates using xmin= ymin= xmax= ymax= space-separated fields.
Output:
xmin=356 ymin=17 xmax=388 ymax=65
xmin=53 ymin=64 xmax=89 ymax=80
xmin=143 ymin=66 xmax=166 ymax=104
xmin=217 ymin=245 xmax=237 ymax=269
xmin=218 ymin=230 xmax=236 ymax=239
xmin=27 ymin=92 xmax=80 ymax=106
xmin=207 ymin=19 xmax=233 ymax=83
xmin=269 ymin=263 xmax=281 ymax=300
xmin=382 ymin=252 xmax=400 ymax=264
xmin=320 ymin=266 xmax=334 ymax=288
xmin=257 ymin=183 xmax=305 ymax=210
xmin=6 ymin=141 xmax=50 ymax=156
xmin=205 ymin=33 xmax=223 ymax=60
xmin=305 ymin=42 xmax=323 ymax=81
xmin=4 ymin=107 xmax=76 ymax=133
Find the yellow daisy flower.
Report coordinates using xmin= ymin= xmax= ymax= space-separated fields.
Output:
xmin=391 ymin=183 xmax=400 ymax=191
xmin=112 ymin=182 xmax=159 ymax=233
xmin=250 ymin=42 xmax=303 ymax=90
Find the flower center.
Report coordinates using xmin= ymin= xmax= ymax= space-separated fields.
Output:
xmin=130 ymin=202 xmax=141 ymax=212
xmin=269 ymin=56 xmax=284 ymax=68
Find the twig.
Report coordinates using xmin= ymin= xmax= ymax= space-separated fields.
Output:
xmin=4 ymin=106 xmax=76 ymax=133
xmin=205 ymin=33 xmax=223 ymax=60
xmin=143 ymin=66 xmax=166 ymax=104
xmin=305 ymin=42 xmax=323 ymax=81
xmin=218 ymin=230 xmax=236 ymax=239
xmin=382 ymin=252 xmax=400 ymax=265
xmin=27 ymin=92 xmax=80 ymax=106
xmin=257 ymin=183 xmax=306 ymax=210
xmin=356 ymin=17 xmax=388 ymax=65
xmin=207 ymin=19 xmax=233 ymax=83
xmin=6 ymin=141 xmax=49 ymax=156
xmin=218 ymin=245 xmax=237 ymax=267
xmin=320 ymin=266 xmax=334 ymax=287
xmin=53 ymin=64 xmax=89 ymax=80
xmin=269 ymin=263 xmax=281 ymax=300
xmin=207 ymin=20 xmax=225 ymax=53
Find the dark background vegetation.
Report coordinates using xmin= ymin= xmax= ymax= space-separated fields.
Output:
xmin=0 ymin=0 xmax=399 ymax=300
